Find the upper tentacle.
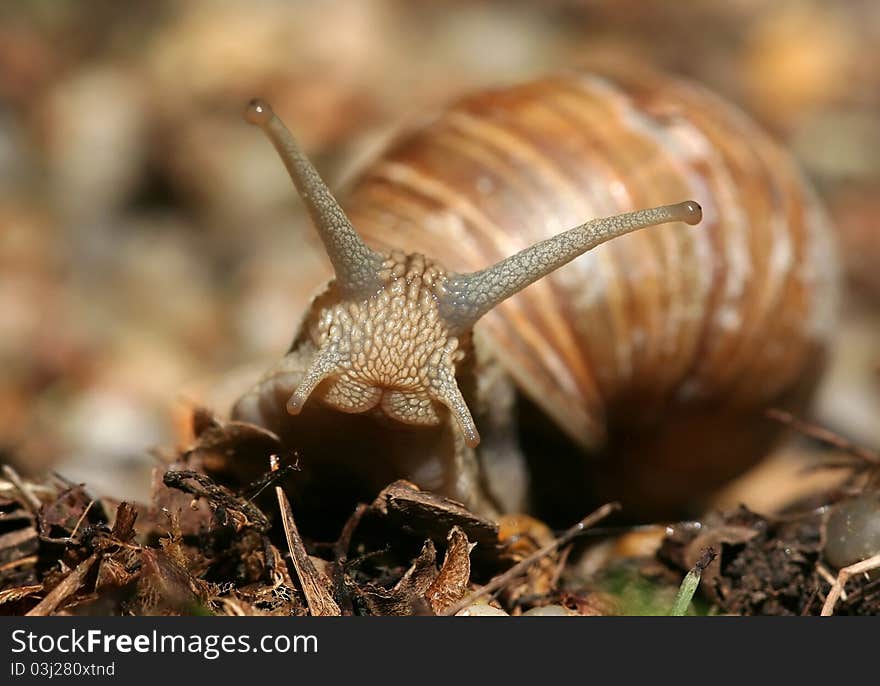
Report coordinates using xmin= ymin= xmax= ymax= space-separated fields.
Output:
xmin=245 ymin=99 xmax=384 ymax=298
xmin=438 ymin=201 xmax=701 ymax=333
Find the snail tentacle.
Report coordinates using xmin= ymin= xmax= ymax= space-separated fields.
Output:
xmin=285 ymin=347 xmax=341 ymax=415
xmin=429 ymin=363 xmax=481 ymax=448
xmin=438 ymin=201 xmax=702 ymax=333
xmin=245 ymin=99 xmax=383 ymax=297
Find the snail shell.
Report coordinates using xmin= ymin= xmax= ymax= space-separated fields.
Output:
xmin=231 ymin=68 xmax=839 ymax=522
xmin=339 ymin=68 xmax=839 ymax=516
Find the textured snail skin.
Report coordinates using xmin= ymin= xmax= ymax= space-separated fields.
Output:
xmin=233 ymin=69 xmax=838 ymax=521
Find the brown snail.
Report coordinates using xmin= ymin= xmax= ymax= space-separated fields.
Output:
xmin=231 ymin=68 xmax=838 ymax=524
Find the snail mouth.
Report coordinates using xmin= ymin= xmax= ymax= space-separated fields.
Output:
xmin=311 ymin=377 xmax=383 ymax=415
xmin=314 ymin=378 xmax=442 ymax=428
xmin=315 ymin=377 xmax=477 ymax=447
xmin=380 ymin=389 xmax=443 ymax=427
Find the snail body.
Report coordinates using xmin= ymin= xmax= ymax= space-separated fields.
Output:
xmin=232 ymin=69 xmax=837 ymax=522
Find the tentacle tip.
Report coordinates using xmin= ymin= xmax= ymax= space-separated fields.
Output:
xmin=285 ymin=394 xmax=305 ymax=416
xmin=463 ymin=427 xmax=481 ymax=449
xmin=677 ymin=200 xmax=702 ymax=226
xmin=245 ymin=98 xmax=274 ymax=127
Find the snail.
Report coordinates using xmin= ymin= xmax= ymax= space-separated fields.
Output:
xmin=231 ymin=68 xmax=838 ymax=524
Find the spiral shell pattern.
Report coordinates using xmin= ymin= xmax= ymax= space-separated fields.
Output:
xmin=342 ymin=69 xmax=838 ymax=464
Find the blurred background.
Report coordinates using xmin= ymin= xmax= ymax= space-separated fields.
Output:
xmin=1 ymin=0 xmax=878 ymax=505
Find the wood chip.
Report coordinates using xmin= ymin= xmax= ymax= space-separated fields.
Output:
xmin=275 ymin=482 xmax=340 ymax=616
xmin=371 ymin=480 xmax=499 ymax=549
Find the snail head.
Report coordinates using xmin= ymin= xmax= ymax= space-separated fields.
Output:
xmin=245 ymin=98 xmax=702 ymax=448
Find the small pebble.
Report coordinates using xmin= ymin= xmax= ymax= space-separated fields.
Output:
xmin=522 ymin=604 xmax=573 ymax=617
xmin=455 ymin=604 xmax=509 ymax=617
xmin=824 ymin=492 xmax=880 ymax=569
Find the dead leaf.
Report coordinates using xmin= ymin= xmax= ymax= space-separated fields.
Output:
xmin=38 ymin=485 xmax=105 ymax=541
xmin=133 ymin=548 xmax=208 ymax=615
xmin=497 ymin=514 xmax=558 ymax=605
xmin=94 ymin=556 xmax=137 ymax=593
xmin=360 ymin=540 xmax=438 ymax=615
xmin=425 ymin=527 xmax=474 ymax=614
xmin=187 ymin=408 xmax=285 ymax=486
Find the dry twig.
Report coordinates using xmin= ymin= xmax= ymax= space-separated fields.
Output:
xmin=442 ymin=502 xmax=620 ymax=616
xmin=767 ymin=409 xmax=880 ymax=465
xmin=25 ymin=554 xmax=99 ymax=617
xmin=331 ymin=503 xmax=368 ymax=616
xmin=1 ymin=465 xmax=43 ymax=513
xmin=68 ymin=500 xmax=95 ymax=542
xmin=821 ymin=552 xmax=880 ymax=616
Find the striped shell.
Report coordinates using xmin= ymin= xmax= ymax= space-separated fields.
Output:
xmin=341 ymin=69 xmax=839 ymax=512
